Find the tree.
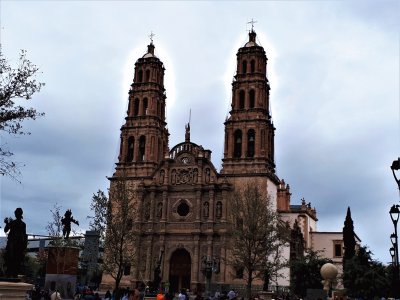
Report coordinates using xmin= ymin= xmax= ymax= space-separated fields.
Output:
xmin=289 ymin=249 xmax=332 ymax=298
xmin=88 ymin=189 xmax=109 ymax=243
xmin=228 ymin=182 xmax=288 ymax=298
xmin=103 ymin=177 xmax=139 ymax=290
xmin=0 ymin=48 xmax=44 ymax=180
xmin=343 ymin=246 xmax=391 ymax=298
xmin=343 ymin=207 xmax=356 ymax=261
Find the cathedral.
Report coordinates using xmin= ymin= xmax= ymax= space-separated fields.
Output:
xmin=101 ymin=29 xmax=320 ymax=293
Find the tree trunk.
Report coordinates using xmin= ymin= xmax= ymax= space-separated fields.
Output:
xmin=246 ymin=270 xmax=253 ymax=300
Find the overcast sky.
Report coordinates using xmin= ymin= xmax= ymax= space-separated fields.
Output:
xmin=0 ymin=1 xmax=398 ymax=263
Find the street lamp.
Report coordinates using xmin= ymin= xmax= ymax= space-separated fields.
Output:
xmin=201 ymin=255 xmax=220 ymax=296
xmin=390 ymin=158 xmax=400 ymax=298
xmin=391 ymin=158 xmax=400 ymax=190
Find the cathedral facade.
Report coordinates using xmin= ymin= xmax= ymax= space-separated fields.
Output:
xmin=101 ymin=29 xmax=318 ymax=293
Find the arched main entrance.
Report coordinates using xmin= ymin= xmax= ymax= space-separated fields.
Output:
xmin=169 ymin=248 xmax=191 ymax=294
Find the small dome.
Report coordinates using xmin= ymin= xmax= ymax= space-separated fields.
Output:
xmin=245 ymin=41 xmax=257 ymax=47
xmin=244 ymin=30 xmax=258 ymax=47
xmin=143 ymin=52 xmax=155 ymax=58
xmin=142 ymin=43 xmax=156 ymax=58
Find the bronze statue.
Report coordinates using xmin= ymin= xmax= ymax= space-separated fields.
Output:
xmin=61 ymin=209 xmax=79 ymax=239
xmin=4 ymin=207 xmax=27 ymax=277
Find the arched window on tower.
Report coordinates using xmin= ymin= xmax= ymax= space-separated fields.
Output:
xmin=145 ymin=69 xmax=150 ymax=82
xmin=247 ymin=129 xmax=255 ymax=158
xmin=242 ymin=60 xmax=247 ymax=74
xmin=250 ymin=60 xmax=255 ymax=73
xmin=127 ymin=136 xmax=135 ymax=162
xmin=138 ymin=135 xmax=146 ymax=161
xmin=134 ymin=98 xmax=139 ymax=116
xmin=138 ymin=70 xmax=143 ymax=82
xmin=143 ymin=98 xmax=148 ymax=115
xmin=249 ymin=90 xmax=255 ymax=109
xmin=233 ymin=130 xmax=242 ymax=158
xmin=239 ymin=90 xmax=245 ymax=109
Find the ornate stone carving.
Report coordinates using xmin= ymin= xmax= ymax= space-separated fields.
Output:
xmin=170 ymin=168 xmax=199 ymax=185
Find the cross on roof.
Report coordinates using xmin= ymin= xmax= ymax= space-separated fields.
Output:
xmin=247 ymin=18 xmax=257 ymax=32
xmin=149 ymin=31 xmax=155 ymax=44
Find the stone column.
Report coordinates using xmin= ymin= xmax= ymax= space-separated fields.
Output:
xmin=149 ymin=191 xmax=155 ymax=222
xmin=161 ymin=191 xmax=167 ymax=221
xmin=209 ymin=190 xmax=215 ymax=221
xmin=219 ymin=237 xmax=227 ymax=283
xmin=193 ymin=236 xmax=200 ymax=283
xmin=196 ymin=191 xmax=201 ymax=221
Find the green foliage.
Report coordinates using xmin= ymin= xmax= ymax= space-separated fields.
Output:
xmin=290 ymin=249 xmax=332 ymax=298
xmin=228 ymin=182 xmax=288 ymax=298
xmin=88 ymin=189 xmax=109 ymax=243
xmin=343 ymin=246 xmax=391 ymax=298
xmin=103 ymin=178 xmax=139 ymax=290
xmin=0 ymin=48 xmax=44 ymax=180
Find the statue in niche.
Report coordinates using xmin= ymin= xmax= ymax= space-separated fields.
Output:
xmin=216 ymin=201 xmax=222 ymax=219
xmin=193 ymin=168 xmax=198 ymax=183
xmin=144 ymin=202 xmax=150 ymax=220
xmin=171 ymin=169 xmax=176 ymax=185
xmin=203 ymin=202 xmax=209 ymax=218
xmin=205 ymin=168 xmax=210 ymax=183
xmin=4 ymin=208 xmax=27 ymax=277
xmin=157 ymin=202 xmax=163 ymax=219
xmin=159 ymin=170 xmax=165 ymax=185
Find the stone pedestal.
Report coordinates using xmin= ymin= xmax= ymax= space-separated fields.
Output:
xmin=258 ymin=291 xmax=273 ymax=300
xmin=0 ymin=281 xmax=33 ymax=299
xmin=45 ymin=246 xmax=80 ymax=299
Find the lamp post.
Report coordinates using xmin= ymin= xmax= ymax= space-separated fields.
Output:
xmin=391 ymin=158 xmax=400 ymax=191
xmin=390 ymin=158 xmax=400 ymax=298
xmin=201 ymin=255 xmax=220 ymax=296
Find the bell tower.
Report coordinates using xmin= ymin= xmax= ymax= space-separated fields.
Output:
xmin=221 ymin=29 xmax=276 ymax=177
xmin=114 ymin=39 xmax=169 ymax=178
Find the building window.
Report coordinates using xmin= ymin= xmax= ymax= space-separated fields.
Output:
xmin=334 ymin=242 xmax=343 ymax=257
xmin=235 ymin=266 xmax=244 ymax=279
xmin=138 ymin=135 xmax=146 ymax=161
xmin=250 ymin=60 xmax=255 ymax=73
xmin=126 ymin=218 xmax=133 ymax=230
xmin=239 ymin=90 xmax=245 ymax=109
xmin=143 ymin=98 xmax=148 ymax=115
xmin=124 ymin=263 xmax=131 ymax=275
xmin=247 ymin=129 xmax=255 ymax=158
xmin=242 ymin=60 xmax=247 ymax=73
xmin=177 ymin=201 xmax=190 ymax=217
xmin=134 ymin=98 xmax=139 ymax=116
xmin=127 ymin=136 xmax=134 ymax=162
xmin=233 ymin=130 xmax=242 ymax=158
xmin=145 ymin=69 xmax=150 ymax=82
xmin=138 ymin=70 xmax=143 ymax=82
xmin=249 ymin=90 xmax=255 ymax=108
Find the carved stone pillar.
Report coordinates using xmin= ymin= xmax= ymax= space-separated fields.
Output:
xmin=209 ymin=190 xmax=215 ymax=221
xmin=193 ymin=236 xmax=200 ymax=283
xmin=221 ymin=190 xmax=227 ymax=222
xmin=219 ymin=236 xmax=227 ymax=283
xmin=149 ymin=191 xmax=155 ymax=222
xmin=195 ymin=190 xmax=201 ymax=221
xmin=145 ymin=240 xmax=152 ymax=281
xmin=161 ymin=191 xmax=167 ymax=221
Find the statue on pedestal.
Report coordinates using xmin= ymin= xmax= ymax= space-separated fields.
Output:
xmin=4 ymin=207 xmax=27 ymax=277
xmin=61 ymin=209 xmax=79 ymax=239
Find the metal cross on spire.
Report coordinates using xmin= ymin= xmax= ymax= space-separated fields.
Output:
xmin=247 ymin=18 xmax=257 ymax=32
xmin=149 ymin=31 xmax=155 ymax=44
